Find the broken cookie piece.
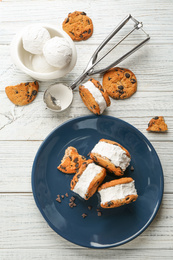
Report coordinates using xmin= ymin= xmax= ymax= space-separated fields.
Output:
xmin=57 ymin=146 xmax=87 ymax=174
xmin=147 ymin=116 xmax=168 ymax=132
xmin=5 ymin=81 xmax=39 ymax=106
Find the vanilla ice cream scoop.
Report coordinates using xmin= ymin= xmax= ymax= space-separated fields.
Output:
xmin=22 ymin=25 xmax=51 ymax=54
xmin=43 ymin=36 xmax=72 ymax=68
xmin=31 ymin=54 xmax=56 ymax=73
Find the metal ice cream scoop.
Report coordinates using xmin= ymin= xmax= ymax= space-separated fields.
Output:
xmin=43 ymin=14 xmax=150 ymax=112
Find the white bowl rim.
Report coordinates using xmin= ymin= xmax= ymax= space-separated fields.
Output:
xmin=10 ymin=24 xmax=77 ymax=80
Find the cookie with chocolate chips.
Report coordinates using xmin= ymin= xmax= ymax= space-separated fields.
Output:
xmin=5 ymin=81 xmax=39 ymax=106
xmin=57 ymin=146 xmax=88 ymax=174
xmin=62 ymin=11 xmax=93 ymax=41
xmin=147 ymin=116 xmax=168 ymax=132
xmin=102 ymin=67 xmax=137 ymax=99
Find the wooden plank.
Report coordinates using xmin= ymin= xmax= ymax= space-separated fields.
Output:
xmin=0 ymin=249 xmax=173 ymax=260
xmin=0 ymin=91 xmax=172 ymax=141
xmin=0 ymin=44 xmax=173 ymax=92
xmin=0 ymin=193 xmax=172 ymax=250
xmin=0 ymin=141 xmax=172 ymax=192
xmin=0 ymin=0 xmax=173 ymax=44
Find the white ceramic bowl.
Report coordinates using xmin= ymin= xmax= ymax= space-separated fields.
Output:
xmin=10 ymin=24 xmax=77 ymax=81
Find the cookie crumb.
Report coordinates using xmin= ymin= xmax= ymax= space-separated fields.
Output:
xmin=56 ymin=197 xmax=61 ymax=203
xmin=88 ymin=205 xmax=92 ymax=210
xmin=82 ymin=213 xmax=87 ymax=218
xmin=65 ymin=193 xmax=69 ymax=197
xmin=61 ymin=195 xmax=65 ymax=199
xmin=131 ymin=166 xmax=134 ymax=171
xmin=97 ymin=211 xmax=102 ymax=216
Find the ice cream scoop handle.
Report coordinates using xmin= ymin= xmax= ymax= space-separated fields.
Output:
xmin=70 ymin=71 xmax=88 ymax=90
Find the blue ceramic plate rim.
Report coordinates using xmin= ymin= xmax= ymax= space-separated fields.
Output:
xmin=31 ymin=115 xmax=164 ymax=249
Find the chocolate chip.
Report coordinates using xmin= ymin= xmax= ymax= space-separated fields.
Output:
xmin=74 ymin=158 xmax=78 ymax=163
xmin=25 ymin=82 xmax=29 ymax=86
xmin=79 ymin=34 xmax=83 ymax=38
xmin=15 ymin=91 xmax=18 ymax=94
xmin=69 ymin=202 xmax=74 ymax=208
xmin=32 ymin=90 xmax=37 ymax=96
xmin=60 ymin=165 xmax=66 ymax=170
xmin=93 ymin=105 xmax=96 ymax=109
xmin=34 ymin=81 xmax=37 ymax=85
xmin=81 ymin=12 xmax=86 ymax=15
xmin=126 ymin=196 xmax=130 ymax=201
xmin=82 ymin=213 xmax=87 ymax=218
xmin=75 ymin=163 xmax=79 ymax=168
xmin=118 ymin=85 xmax=124 ymax=90
xmin=108 ymin=77 xmax=112 ymax=80
xmin=100 ymin=87 xmax=104 ymax=92
xmin=131 ymin=79 xmax=136 ymax=84
xmin=125 ymin=73 xmax=130 ymax=78
xmin=131 ymin=166 xmax=134 ymax=171
xmin=88 ymin=29 xmax=91 ymax=34
xmin=107 ymin=201 xmax=113 ymax=207
xmin=69 ymin=156 xmax=72 ymax=160
xmin=97 ymin=211 xmax=102 ymax=216
xmin=88 ymin=205 xmax=92 ymax=210
xmin=70 ymin=31 xmax=74 ymax=35
xmin=87 ymin=19 xmax=90 ymax=25
xmin=65 ymin=17 xmax=69 ymax=23
xmin=153 ymin=116 xmax=159 ymax=120
xmin=94 ymin=156 xmax=97 ymax=161
xmin=83 ymin=31 xmax=88 ymax=34
xmin=82 ymin=162 xmax=87 ymax=165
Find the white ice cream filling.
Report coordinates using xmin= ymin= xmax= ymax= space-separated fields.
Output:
xmin=99 ymin=181 xmax=137 ymax=205
xmin=73 ymin=163 xmax=103 ymax=199
xmin=91 ymin=141 xmax=130 ymax=171
xmin=83 ymin=81 xmax=107 ymax=114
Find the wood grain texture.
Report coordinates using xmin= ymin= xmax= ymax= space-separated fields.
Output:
xmin=0 ymin=91 xmax=172 ymax=141
xmin=1 ymin=249 xmax=173 ymax=260
xmin=0 ymin=0 xmax=173 ymax=259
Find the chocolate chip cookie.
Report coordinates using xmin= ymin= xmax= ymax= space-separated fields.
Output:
xmin=102 ymin=67 xmax=137 ymax=99
xmin=5 ymin=81 xmax=39 ymax=106
xmin=62 ymin=11 xmax=93 ymax=41
xmin=147 ymin=116 xmax=168 ymax=132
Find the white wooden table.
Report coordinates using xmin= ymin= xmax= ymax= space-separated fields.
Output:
xmin=1 ymin=0 xmax=173 ymax=259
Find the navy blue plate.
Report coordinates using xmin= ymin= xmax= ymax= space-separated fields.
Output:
xmin=32 ymin=115 xmax=164 ymax=248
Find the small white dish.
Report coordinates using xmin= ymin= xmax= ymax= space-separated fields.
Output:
xmin=10 ymin=24 xmax=77 ymax=81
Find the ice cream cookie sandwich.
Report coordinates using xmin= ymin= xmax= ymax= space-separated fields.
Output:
xmin=79 ymin=78 xmax=111 ymax=115
xmin=98 ymin=177 xmax=138 ymax=208
xmin=70 ymin=160 xmax=106 ymax=200
xmin=90 ymin=139 xmax=131 ymax=176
